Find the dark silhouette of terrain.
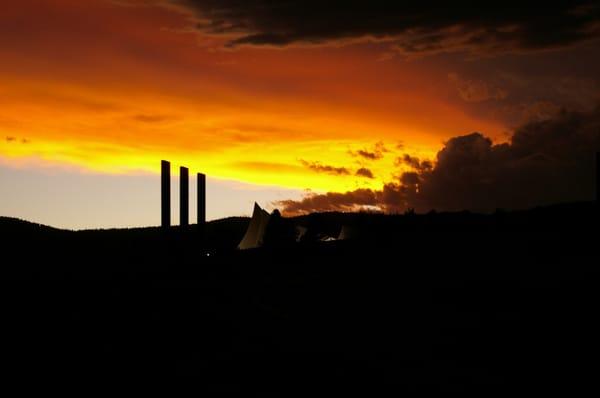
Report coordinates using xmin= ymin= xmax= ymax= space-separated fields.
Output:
xmin=1 ymin=202 xmax=598 ymax=393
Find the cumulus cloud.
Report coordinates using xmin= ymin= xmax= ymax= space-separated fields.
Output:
xmin=277 ymin=188 xmax=377 ymax=214
xmin=350 ymin=141 xmax=388 ymax=160
xmin=354 ymin=150 xmax=382 ymax=160
xmin=300 ymin=160 xmax=375 ymax=178
xmin=356 ymin=167 xmax=375 ymax=179
xmin=276 ymin=186 xmax=407 ymax=215
xmin=156 ymin=1 xmax=600 ymax=55
xmin=396 ymin=154 xmax=433 ymax=172
xmin=277 ymin=106 xmax=600 ymax=215
xmin=300 ymin=160 xmax=350 ymax=175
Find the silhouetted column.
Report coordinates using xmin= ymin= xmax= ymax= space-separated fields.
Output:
xmin=161 ymin=160 xmax=170 ymax=228
xmin=197 ymin=173 xmax=206 ymax=227
xmin=597 ymin=152 xmax=600 ymax=204
xmin=180 ymin=166 xmax=189 ymax=226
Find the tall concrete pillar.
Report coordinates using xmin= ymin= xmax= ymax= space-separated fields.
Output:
xmin=197 ymin=173 xmax=206 ymax=227
xmin=180 ymin=166 xmax=189 ymax=226
xmin=161 ymin=160 xmax=170 ymax=228
xmin=596 ymin=152 xmax=600 ymax=204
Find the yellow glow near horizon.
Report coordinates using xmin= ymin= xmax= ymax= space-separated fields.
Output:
xmin=0 ymin=73 xmax=467 ymax=193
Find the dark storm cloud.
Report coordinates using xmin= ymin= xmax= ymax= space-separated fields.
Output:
xmin=278 ymin=107 xmax=600 ymax=215
xmin=164 ymin=0 xmax=600 ymax=54
xmin=300 ymin=160 xmax=350 ymax=176
xmin=444 ymin=66 xmax=600 ymax=130
xmin=448 ymin=73 xmax=509 ymax=102
xmin=355 ymin=167 xmax=375 ymax=179
xmin=412 ymin=107 xmax=600 ymax=211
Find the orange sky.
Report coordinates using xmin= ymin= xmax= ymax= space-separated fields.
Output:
xmin=0 ymin=0 xmax=548 ymax=227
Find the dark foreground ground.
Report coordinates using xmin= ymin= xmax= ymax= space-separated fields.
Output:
xmin=1 ymin=202 xmax=599 ymax=393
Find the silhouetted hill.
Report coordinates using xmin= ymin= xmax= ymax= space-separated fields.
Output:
xmin=1 ymin=202 xmax=598 ymax=393
xmin=0 ymin=216 xmax=63 ymax=234
xmin=2 ymin=200 xmax=595 ymax=245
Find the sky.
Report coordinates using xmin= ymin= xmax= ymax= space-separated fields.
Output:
xmin=1 ymin=0 xmax=600 ymax=229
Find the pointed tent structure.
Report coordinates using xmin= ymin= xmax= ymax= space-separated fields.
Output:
xmin=295 ymin=226 xmax=308 ymax=242
xmin=238 ymin=202 xmax=271 ymax=250
xmin=337 ymin=224 xmax=359 ymax=240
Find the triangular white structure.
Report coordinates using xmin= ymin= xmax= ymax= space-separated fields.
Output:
xmin=238 ymin=202 xmax=271 ymax=250
xmin=295 ymin=226 xmax=308 ymax=242
xmin=337 ymin=224 xmax=358 ymax=240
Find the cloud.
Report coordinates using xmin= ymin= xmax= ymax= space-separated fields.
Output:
xmin=276 ymin=188 xmax=379 ymax=214
xmin=396 ymin=154 xmax=433 ymax=172
xmin=276 ymin=182 xmax=408 ymax=216
xmin=277 ymin=106 xmax=600 ymax=215
xmin=301 ymin=160 xmax=374 ymax=178
xmin=157 ymin=1 xmax=600 ymax=55
xmin=133 ymin=114 xmax=176 ymax=123
xmin=356 ymin=167 xmax=375 ymax=178
xmin=350 ymin=141 xmax=388 ymax=160
xmin=493 ymin=101 xmax=564 ymax=127
xmin=300 ymin=160 xmax=350 ymax=175
xmin=424 ymin=107 xmax=600 ymax=210
xmin=5 ymin=136 xmax=30 ymax=144
xmin=448 ymin=73 xmax=509 ymax=102
xmin=354 ymin=150 xmax=382 ymax=160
